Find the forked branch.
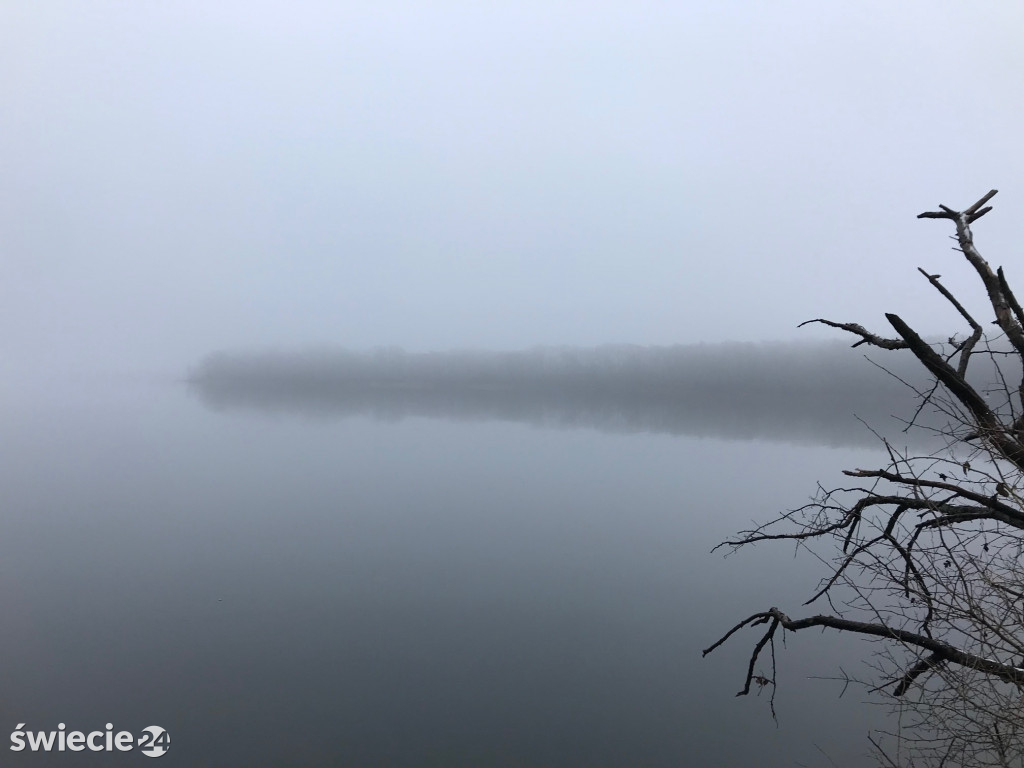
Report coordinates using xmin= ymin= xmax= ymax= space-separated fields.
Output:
xmin=705 ymin=608 xmax=1024 ymax=696
xmin=711 ymin=191 xmax=1024 ymax=754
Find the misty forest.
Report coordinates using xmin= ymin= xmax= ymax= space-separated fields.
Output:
xmin=5 ymin=4 xmax=1024 ymax=767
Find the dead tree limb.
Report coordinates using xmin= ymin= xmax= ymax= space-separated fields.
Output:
xmin=704 ymin=608 xmax=1024 ymax=692
xmin=709 ymin=191 xmax=1024 ymax=766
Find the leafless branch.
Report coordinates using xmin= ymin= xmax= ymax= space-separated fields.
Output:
xmin=711 ymin=191 xmax=1024 ymax=767
xmin=797 ymin=319 xmax=908 ymax=350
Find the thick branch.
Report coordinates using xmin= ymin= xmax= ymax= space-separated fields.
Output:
xmin=739 ymin=617 xmax=780 ymax=697
xmin=885 ymin=313 xmax=1024 ymax=469
xmin=771 ymin=609 xmax=1024 ymax=686
xmin=997 ymin=266 xmax=1024 ymax=412
xmin=998 ymin=267 xmax=1024 ymax=332
xmin=842 ymin=468 xmax=1024 ymax=527
xmin=728 ymin=493 xmax=1024 ymax=554
xmin=892 ymin=652 xmax=945 ymax=696
xmin=964 ymin=189 xmax=999 ymax=216
xmin=917 ymin=189 xmax=998 ymax=220
xmin=798 ymin=318 xmax=908 ymax=349
xmin=919 ymin=191 xmax=1024 ymax=361
xmin=705 ymin=608 xmax=1024 ymax=694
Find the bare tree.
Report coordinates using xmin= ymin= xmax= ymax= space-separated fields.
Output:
xmin=704 ymin=190 xmax=1024 ymax=767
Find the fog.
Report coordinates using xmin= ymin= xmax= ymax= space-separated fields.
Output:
xmin=4 ymin=3 xmax=1024 ymax=766
xmin=189 ymin=340 xmax=938 ymax=447
xmin=3 ymin=2 xmax=1024 ymax=389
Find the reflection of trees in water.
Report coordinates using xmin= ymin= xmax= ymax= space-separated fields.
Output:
xmin=186 ymin=342 xmax=951 ymax=448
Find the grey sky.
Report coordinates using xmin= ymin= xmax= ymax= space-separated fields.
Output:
xmin=3 ymin=1 xmax=1023 ymax=383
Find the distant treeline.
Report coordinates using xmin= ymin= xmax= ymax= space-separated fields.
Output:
xmin=186 ymin=341 xmax=992 ymax=448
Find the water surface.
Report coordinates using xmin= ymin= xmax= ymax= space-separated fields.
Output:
xmin=0 ymin=367 xmax=899 ymax=766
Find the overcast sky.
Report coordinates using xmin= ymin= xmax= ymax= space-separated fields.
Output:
xmin=3 ymin=1 xmax=1023 ymax=383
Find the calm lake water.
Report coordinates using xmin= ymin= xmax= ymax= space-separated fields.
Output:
xmin=1 ymin=369 xmax=898 ymax=766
